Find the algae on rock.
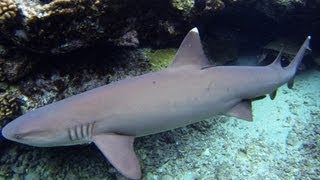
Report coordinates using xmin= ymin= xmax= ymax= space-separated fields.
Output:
xmin=0 ymin=0 xmax=192 ymax=54
xmin=144 ymin=48 xmax=177 ymax=71
xmin=171 ymin=0 xmax=194 ymax=14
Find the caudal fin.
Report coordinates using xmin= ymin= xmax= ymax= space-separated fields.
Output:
xmin=286 ymin=36 xmax=312 ymax=72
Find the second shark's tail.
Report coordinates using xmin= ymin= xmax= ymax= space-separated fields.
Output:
xmin=285 ymin=36 xmax=312 ymax=88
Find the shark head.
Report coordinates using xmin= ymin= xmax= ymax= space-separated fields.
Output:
xmin=2 ymin=106 xmax=73 ymax=147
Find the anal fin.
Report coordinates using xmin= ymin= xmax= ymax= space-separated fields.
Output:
xmin=226 ymin=100 xmax=253 ymax=121
xmin=269 ymin=90 xmax=277 ymax=100
xmin=93 ymin=134 xmax=141 ymax=179
xmin=287 ymin=78 xmax=294 ymax=89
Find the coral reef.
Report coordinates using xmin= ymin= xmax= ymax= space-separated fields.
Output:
xmin=254 ymin=0 xmax=306 ymax=19
xmin=0 ymin=92 xmax=18 ymax=125
xmin=170 ymin=0 xmax=227 ymax=17
xmin=0 ymin=0 xmax=318 ymax=54
xmin=171 ymin=0 xmax=194 ymax=15
xmin=203 ymin=0 xmax=226 ymax=12
xmin=0 ymin=0 xmax=18 ymax=24
xmin=0 ymin=0 xmax=191 ymax=54
xmin=0 ymin=54 xmax=34 ymax=82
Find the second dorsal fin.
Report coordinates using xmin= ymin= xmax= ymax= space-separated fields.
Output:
xmin=170 ymin=28 xmax=210 ymax=69
xmin=271 ymin=47 xmax=284 ymax=66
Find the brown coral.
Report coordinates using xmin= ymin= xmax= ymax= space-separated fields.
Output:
xmin=0 ymin=0 xmax=18 ymax=24
xmin=0 ymin=92 xmax=19 ymax=120
xmin=38 ymin=0 xmax=87 ymax=18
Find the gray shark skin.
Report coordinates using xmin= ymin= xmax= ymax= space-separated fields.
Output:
xmin=2 ymin=28 xmax=311 ymax=179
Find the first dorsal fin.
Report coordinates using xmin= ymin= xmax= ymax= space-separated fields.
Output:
xmin=170 ymin=28 xmax=210 ymax=68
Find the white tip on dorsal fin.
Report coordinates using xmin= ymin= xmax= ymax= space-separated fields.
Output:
xmin=170 ymin=27 xmax=211 ymax=69
xmin=93 ymin=134 xmax=141 ymax=180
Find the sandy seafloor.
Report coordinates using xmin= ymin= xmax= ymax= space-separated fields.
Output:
xmin=0 ymin=57 xmax=319 ymax=180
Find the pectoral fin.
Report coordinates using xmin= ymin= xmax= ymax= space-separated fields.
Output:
xmin=93 ymin=134 xmax=141 ymax=180
xmin=226 ymin=100 xmax=253 ymax=121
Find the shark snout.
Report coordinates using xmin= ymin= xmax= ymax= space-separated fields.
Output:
xmin=1 ymin=116 xmax=36 ymax=143
xmin=1 ymin=113 xmax=72 ymax=147
xmin=1 ymin=121 xmax=19 ymax=141
xmin=1 ymin=119 xmax=42 ymax=145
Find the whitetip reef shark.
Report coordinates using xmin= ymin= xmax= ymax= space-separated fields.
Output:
xmin=1 ymin=28 xmax=311 ymax=179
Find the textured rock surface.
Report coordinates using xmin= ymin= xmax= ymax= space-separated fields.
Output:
xmin=0 ymin=0 xmax=318 ymax=54
xmin=0 ymin=0 xmax=194 ymax=54
xmin=0 ymin=56 xmax=34 ymax=82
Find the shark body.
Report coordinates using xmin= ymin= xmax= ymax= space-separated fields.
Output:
xmin=2 ymin=28 xmax=311 ymax=179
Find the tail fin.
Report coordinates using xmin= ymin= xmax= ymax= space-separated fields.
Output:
xmin=286 ymin=36 xmax=312 ymax=72
xmin=284 ymin=36 xmax=311 ymax=89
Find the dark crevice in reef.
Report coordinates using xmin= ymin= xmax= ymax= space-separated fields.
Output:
xmin=281 ymin=7 xmax=320 ymax=49
xmin=38 ymin=0 xmax=54 ymax=5
xmin=194 ymin=5 xmax=320 ymax=59
xmin=197 ymin=8 xmax=277 ymax=50
xmin=29 ymin=45 xmax=137 ymax=76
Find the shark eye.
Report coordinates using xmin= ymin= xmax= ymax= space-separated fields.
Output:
xmin=14 ymin=134 xmax=23 ymax=139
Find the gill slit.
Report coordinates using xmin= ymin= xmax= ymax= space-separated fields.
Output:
xmin=68 ymin=122 xmax=95 ymax=141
